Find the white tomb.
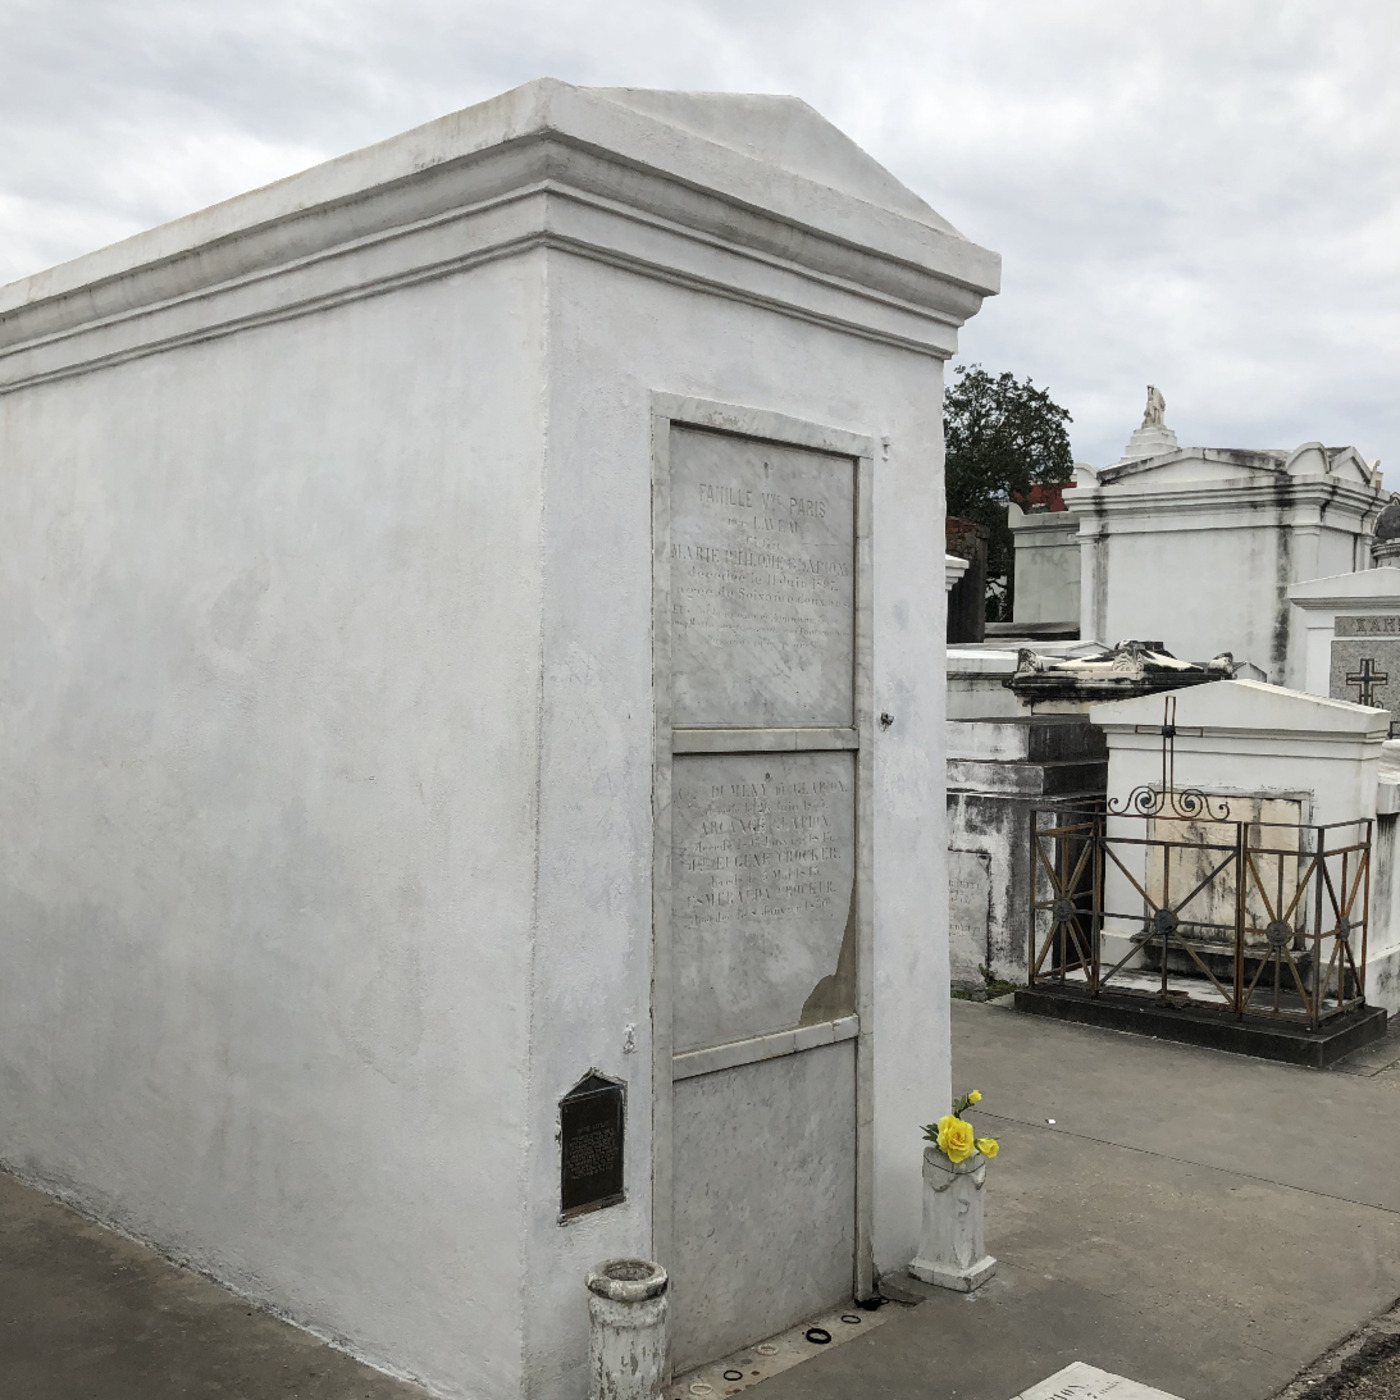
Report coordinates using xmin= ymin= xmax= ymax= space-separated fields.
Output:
xmin=1288 ymin=567 xmax=1400 ymax=701
xmin=0 ymin=80 xmax=999 ymax=1395
xmin=1065 ymin=396 xmax=1385 ymax=681
xmin=1091 ymin=681 xmax=1389 ymax=1010
xmin=1006 ymin=500 xmax=1081 ymax=630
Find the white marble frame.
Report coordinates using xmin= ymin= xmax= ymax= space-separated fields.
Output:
xmin=650 ymin=392 xmax=878 ymax=1301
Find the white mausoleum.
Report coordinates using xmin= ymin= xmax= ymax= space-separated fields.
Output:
xmin=1000 ymin=399 xmax=1386 ymax=679
xmin=0 ymin=81 xmax=998 ymax=1397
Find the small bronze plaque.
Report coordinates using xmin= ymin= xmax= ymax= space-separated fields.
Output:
xmin=560 ymin=1074 xmax=625 ymax=1219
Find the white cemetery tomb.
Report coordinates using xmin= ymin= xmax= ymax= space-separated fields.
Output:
xmin=0 ymin=80 xmax=1000 ymax=1396
xmin=998 ymin=389 xmax=1386 ymax=678
xmin=1288 ymin=565 xmax=1400 ymax=721
xmin=1086 ymin=681 xmax=1393 ymax=1022
xmin=1005 ymin=499 xmax=1080 ymax=631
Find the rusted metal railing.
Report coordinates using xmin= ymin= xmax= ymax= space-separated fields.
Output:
xmin=1028 ymin=803 xmax=1371 ymax=1030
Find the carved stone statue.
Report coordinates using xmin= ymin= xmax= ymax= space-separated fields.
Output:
xmin=1142 ymin=385 xmax=1166 ymax=428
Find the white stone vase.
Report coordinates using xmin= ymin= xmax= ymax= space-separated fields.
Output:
xmin=586 ymin=1258 xmax=670 ymax=1400
xmin=907 ymin=1146 xmax=997 ymax=1292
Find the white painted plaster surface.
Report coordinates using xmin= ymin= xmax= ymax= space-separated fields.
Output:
xmin=1007 ymin=504 xmax=1080 ymax=626
xmin=1092 ymin=682 xmax=1386 ymax=826
xmin=947 ymin=648 xmax=1021 ymax=720
xmin=541 ymin=260 xmax=984 ymax=1379
xmin=0 ymin=78 xmax=997 ymax=1398
xmin=0 ymin=255 xmax=548 ymax=1398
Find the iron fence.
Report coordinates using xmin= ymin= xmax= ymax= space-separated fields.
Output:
xmin=1028 ymin=803 xmax=1372 ymax=1029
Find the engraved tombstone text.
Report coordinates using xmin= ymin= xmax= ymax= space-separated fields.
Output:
xmin=672 ymin=750 xmax=856 ymax=1052
xmin=669 ymin=427 xmax=856 ymax=728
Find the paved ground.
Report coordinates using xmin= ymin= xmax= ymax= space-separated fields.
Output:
xmin=0 ymin=1172 xmax=430 ymax=1399
xmin=1 ymin=1000 xmax=1397 ymax=1399
xmin=751 ymin=1000 xmax=1400 ymax=1400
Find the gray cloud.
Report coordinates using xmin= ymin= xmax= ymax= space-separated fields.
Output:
xmin=2 ymin=0 xmax=1395 ymax=470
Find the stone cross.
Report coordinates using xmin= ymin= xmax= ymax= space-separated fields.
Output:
xmin=1345 ymin=657 xmax=1389 ymax=707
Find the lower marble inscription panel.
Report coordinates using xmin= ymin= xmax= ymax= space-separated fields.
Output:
xmin=672 ymin=750 xmax=855 ymax=1054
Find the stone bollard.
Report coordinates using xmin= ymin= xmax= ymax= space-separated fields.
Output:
xmin=907 ymin=1146 xmax=997 ymax=1292
xmin=586 ymin=1258 xmax=669 ymax=1400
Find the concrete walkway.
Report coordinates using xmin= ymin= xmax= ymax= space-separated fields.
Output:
xmin=0 ymin=1171 xmax=430 ymax=1399
xmin=1 ymin=1000 xmax=1397 ymax=1398
xmin=752 ymin=999 xmax=1400 ymax=1400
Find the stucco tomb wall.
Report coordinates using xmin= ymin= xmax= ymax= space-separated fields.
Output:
xmin=0 ymin=256 xmax=545 ymax=1396
xmin=1007 ymin=503 xmax=1080 ymax=627
xmin=1364 ymin=744 xmax=1400 ymax=1014
xmin=523 ymin=252 xmax=963 ymax=1393
xmin=947 ymin=716 xmax=1107 ymax=987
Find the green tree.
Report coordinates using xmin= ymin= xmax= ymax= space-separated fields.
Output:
xmin=944 ymin=363 xmax=1074 ymax=621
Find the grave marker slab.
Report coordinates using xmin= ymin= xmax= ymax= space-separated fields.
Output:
xmin=669 ymin=427 xmax=856 ymax=729
xmin=671 ymin=750 xmax=855 ymax=1052
xmin=1016 ymin=1361 xmax=1185 ymax=1400
xmin=1330 ymin=615 xmax=1400 ymax=731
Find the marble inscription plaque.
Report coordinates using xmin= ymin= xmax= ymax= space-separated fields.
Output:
xmin=1336 ymin=616 xmax=1400 ymax=637
xmin=1331 ymin=630 xmax=1400 ymax=725
xmin=669 ymin=427 xmax=855 ymax=728
xmin=672 ymin=750 xmax=855 ymax=1052
xmin=559 ymin=1073 xmax=625 ymax=1218
xmin=948 ymin=849 xmax=992 ymax=979
xmin=1017 ymin=1361 xmax=1185 ymax=1400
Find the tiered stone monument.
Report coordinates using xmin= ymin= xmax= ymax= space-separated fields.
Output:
xmin=1063 ymin=389 xmax=1385 ymax=681
xmin=0 ymin=80 xmax=998 ymax=1396
xmin=1289 ymin=501 xmax=1400 ymax=733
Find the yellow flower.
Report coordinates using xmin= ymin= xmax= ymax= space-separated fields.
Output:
xmin=937 ymin=1114 xmax=976 ymax=1163
xmin=976 ymin=1137 xmax=999 ymax=1159
xmin=967 ymin=1090 xmax=982 ymax=1105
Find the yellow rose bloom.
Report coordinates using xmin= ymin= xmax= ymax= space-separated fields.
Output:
xmin=976 ymin=1137 xmax=999 ymax=1159
xmin=967 ymin=1090 xmax=982 ymax=1104
xmin=937 ymin=1114 xmax=976 ymax=1163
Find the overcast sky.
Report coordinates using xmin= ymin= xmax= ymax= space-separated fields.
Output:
xmin=1 ymin=0 xmax=1396 ymax=470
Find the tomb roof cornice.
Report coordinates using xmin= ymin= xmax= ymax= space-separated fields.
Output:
xmin=1091 ymin=679 xmax=1389 ymax=743
xmin=1287 ymin=569 xmax=1400 ymax=609
xmin=1065 ymin=473 xmax=1385 ymax=526
xmin=0 ymin=79 xmax=999 ymax=392
xmin=1090 ymin=444 xmax=1380 ymax=491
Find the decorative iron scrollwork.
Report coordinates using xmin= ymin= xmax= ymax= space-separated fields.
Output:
xmin=1109 ymin=784 xmax=1232 ymax=821
xmin=1105 ymin=695 xmax=1231 ymax=821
